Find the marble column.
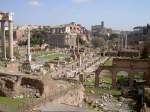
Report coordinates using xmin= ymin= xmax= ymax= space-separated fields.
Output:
xmin=112 ymin=71 xmax=117 ymax=88
xmin=8 ymin=21 xmax=14 ymax=61
xmin=27 ymin=28 xmax=31 ymax=62
xmin=125 ymin=33 xmax=128 ymax=49
xmin=129 ymin=75 xmax=134 ymax=88
xmin=1 ymin=21 xmax=7 ymax=60
xmin=144 ymin=71 xmax=150 ymax=86
xmin=95 ymin=69 xmax=100 ymax=88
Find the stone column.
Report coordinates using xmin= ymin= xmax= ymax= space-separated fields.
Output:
xmin=95 ymin=69 xmax=100 ymax=88
xmin=79 ymin=73 xmax=84 ymax=84
xmin=129 ymin=74 xmax=134 ymax=88
xmin=27 ymin=28 xmax=31 ymax=62
xmin=112 ymin=71 xmax=117 ymax=88
xmin=144 ymin=71 xmax=150 ymax=86
xmin=121 ymin=37 xmax=124 ymax=49
xmin=125 ymin=33 xmax=128 ymax=49
xmin=1 ymin=21 xmax=7 ymax=60
xmin=8 ymin=21 xmax=14 ymax=61
xmin=79 ymin=56 xmax=82 ymax=67
xmin=77 ymin=36 xmax=79 ymax=55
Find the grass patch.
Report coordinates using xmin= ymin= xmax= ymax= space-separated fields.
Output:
xmin=84 ymin=74 xmax=112 ymax=85
xmin=33 ymin=51 xmax=70 ymax=61
xmin=0 ymin=97 xmax=37 ymax=112
xmin=0 ymin=97 xmax=28 ymax=106
xmin=101 ymin=76 xmax=112 ymax=85
xmin=102 ymin=58 xmax=113 ymax=66
xmin=131 ymin=72 xmax=144 ymax=79
xmin=84 ymin=78 xmax=95 ymax=85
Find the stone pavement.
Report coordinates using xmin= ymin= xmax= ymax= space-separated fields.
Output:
xmin=37 ymin=103 xmax=98 ymax=112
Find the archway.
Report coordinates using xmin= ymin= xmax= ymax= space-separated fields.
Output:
xmin=4 ymin=79 xmax=14 ymax=90
xmin=99 ymin=70 xmax=112 ymax=86
xmin=21 ymin=78 xmax=44 ymax=97
xmin=116 ymin=71 xmax=129 ymax=88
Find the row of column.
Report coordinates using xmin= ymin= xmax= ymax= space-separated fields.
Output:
xmin=0 ymin=20 xmax=14 ymax=61
xmin=120 ymin=33 xmax=128 ymax=50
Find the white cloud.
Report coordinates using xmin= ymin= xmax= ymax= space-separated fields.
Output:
xmin=28 ymin=0 xmax=41 ymax=6
xmin=72 ymin=0 xmax=94 ymax=3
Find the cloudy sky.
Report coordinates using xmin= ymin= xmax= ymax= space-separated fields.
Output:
xmin=0 ymin=0 xmax=150 ymax=30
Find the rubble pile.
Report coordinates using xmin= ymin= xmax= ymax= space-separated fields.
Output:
xmin=85 ymin=93 xmax=135 ymax=112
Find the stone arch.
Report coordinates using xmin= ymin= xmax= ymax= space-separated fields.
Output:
xmin=95 ymin=67 xmax=113 ymax=88
xmin=99 ymin=69 xmax=113 ymax=85
xmin=4 ymin=79 xmax=14 ymax=90
xmin=21 ymin=78 xmax=44 ymax=96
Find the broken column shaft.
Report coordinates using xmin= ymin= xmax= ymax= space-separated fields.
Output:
xmin=8 ymin=21 xmax=14 ymax=61
xmin=1 ymin=21 xmax=7 ymax=60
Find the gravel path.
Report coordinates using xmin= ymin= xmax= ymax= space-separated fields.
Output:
xmin=37 ymin=103 xmax=98 ymax=112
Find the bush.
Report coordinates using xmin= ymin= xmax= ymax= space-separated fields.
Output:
xmin=92 ymin=37 xmax=105 ymax=48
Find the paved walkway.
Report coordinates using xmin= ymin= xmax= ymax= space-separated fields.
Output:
xmin=37 ymin=103 xmax=97 ymax=112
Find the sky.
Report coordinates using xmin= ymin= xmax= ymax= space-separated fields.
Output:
xmin=0 ymin=0 xmax=150 ymax=30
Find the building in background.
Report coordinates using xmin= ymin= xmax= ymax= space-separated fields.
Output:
xmin=91 ymin=21 xmax=112 ymax=37
xmin=14 ymin=25 xmax=40 ymax=41
xmin=127 ymin=24 xmax=150 ymax=53
xmin=48 ymin=22 xmax=90 ymax=48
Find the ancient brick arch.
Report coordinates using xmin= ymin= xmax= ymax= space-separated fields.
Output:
xmin=4 ymin=79 xmax=14 ymax=90
xmin=95 ymin=58 xmax=150 ymax=88
xmin=0 ymin=73 xmax=46 ymax=97
xmin=0 ymin=77 xmax=15 ymax=90
xmin=21 ymin=77 xmax=44 ymax=96
xmin=97 ymin=69 xmax=113 ymax=83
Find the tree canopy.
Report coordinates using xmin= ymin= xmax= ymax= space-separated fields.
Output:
xmin=92 ymin=37 xmax=105 ymax=48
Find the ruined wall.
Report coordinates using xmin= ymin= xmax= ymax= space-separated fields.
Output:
xmin=52 ymin=85 xmax=84 ymax=107
xmin=21 ymin=77 xmax=44 ymax=95
xmin=95 ymin=58 xmax=150 ymax=88
xmin=0 ymin=74 xmax=47 ymax=97
xmin=113 ymin=58 xmax=150 ymax=69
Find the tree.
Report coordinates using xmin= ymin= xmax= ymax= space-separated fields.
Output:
xmin=92 ymin=37 xmax=105 ymax=48
xmin=109 ymin=33 xmax=119 ymax=40
xmin=31 ymin=29 xmax=48 ymax=46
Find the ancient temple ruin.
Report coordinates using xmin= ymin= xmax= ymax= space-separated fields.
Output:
xmin=0 ymin=12 xmax=14 ymax=61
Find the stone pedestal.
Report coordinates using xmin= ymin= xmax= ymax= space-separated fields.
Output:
xmin=26 ymin=54 xmax=32 ymax=62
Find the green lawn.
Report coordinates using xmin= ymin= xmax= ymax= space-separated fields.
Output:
xmin=84 ymin=78 xmax=95 ymax=85
xmin=84 ymin=74 xmax=112 ymax=85
xmin=0 ymin=97 xmax=25 ymax=106
xmin=0 ymin=97 xmax=37 ymax=112
xmin=0 ymin=97 xmax=27 ymax=112
xmin=101 ymin=76 xmax=112 ymax=84
xmin=103 ymin=58 xmax=113 ymax=66
xmin=33 ymin=51 xmax=70 ymax=61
